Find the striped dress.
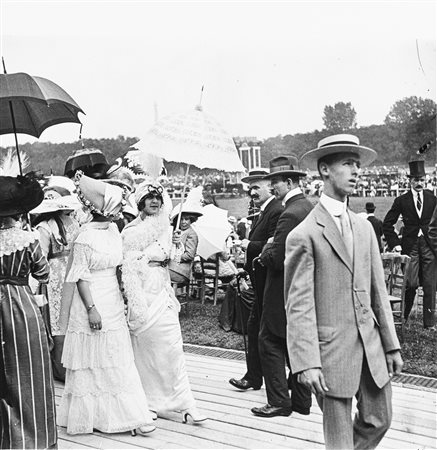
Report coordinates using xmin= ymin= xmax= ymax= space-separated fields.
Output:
xmin=0 ymin=226 xmax=57 ymax=449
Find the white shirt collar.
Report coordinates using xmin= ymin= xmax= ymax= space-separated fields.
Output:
xmin=260 ymin=195 xmax=275 ymax=212
xmin=411 ymin=188 xmax=422 ymax=199
xmin=319 ymin=193 xmax=347 ymax=217
xmin=367 ymin=212 xmax=375 ymax=217
xmin=282 ymin=187 xmax=302 ymax=206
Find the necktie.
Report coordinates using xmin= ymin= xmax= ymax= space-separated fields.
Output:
xmin=417 ymin=193 xmax=422 ymax=212
xmin=338 ymin=211 xmax=354 ymax=261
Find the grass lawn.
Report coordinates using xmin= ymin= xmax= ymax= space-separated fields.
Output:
xmin=180 ymin=299 xmax=437 ymax=378
xmin=216 ymin=195 xmax=395 ymax=222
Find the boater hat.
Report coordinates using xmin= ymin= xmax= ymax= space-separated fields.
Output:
xmin=241 ymin=168 xmax=269 ymax=184
xmin=300 ymin=134 xmax=377 ymax=170
xmin=263 ymin=155 xmax=306 ymax=179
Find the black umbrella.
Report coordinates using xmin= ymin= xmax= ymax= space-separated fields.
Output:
xmin=0 ymin=58 xmax=84 ymax=174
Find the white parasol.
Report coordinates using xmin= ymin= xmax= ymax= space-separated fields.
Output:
xmin=191 ymin=204 xmax=232 ymax=260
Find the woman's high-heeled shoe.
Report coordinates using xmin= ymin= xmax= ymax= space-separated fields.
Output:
xmin=131 ymin=424 xmax=156 ymax=436
xmin=181 ymin=407 xmax=208 ymax=424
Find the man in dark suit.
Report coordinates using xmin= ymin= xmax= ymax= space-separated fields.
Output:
xmin=383 ymin=159 xmax=437 ymax=328
xmin=365 ymin=201 xmax=384 ymax=252
xmin=229 ymin=169 xmax=282 ymax=391
xmin=428 ymin=204 xmax=437 ymax=256
xmin=251 ymin=156 xmax=313 ymax=418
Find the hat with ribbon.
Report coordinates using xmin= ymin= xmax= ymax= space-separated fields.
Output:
xmin=44 ymin=175 xmax=76 ymax=198
xmin=30 ymin=194 xmax=82 ymax=215
xmin=0 ymin=174 xmax=44 ymax=217
xmin=300 ymin=134 xmax=377 ymax=170
xmin=73 ymin=170 xmax=129 ymax=218
xmin=263 ymin=155 xmax=306 ymax=179
xmin=407 ymin=159 xmax=426 ymax=178
xmin=134 ymin=178 xmax=165 ymax=206
xmin=241 ymin=168 xmax=269 ymax=184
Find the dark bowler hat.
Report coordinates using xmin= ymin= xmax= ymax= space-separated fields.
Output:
xmin=0 ymin=175 xmax=44 ymax=217
xmin=408 ymin=159 xmax=426 ymax=178
xmin=241 ymin=168 xmax=269 ymax=184
xmin=263 ymin=156 xmax=306 ymax=179
xmin=300 ymin=134 xmax=377 ymax=170
xmin=365 ymin=202 xmax=376 ymax=212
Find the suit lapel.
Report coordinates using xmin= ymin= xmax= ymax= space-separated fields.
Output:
xmin=315 ymin=203 xmax=353 ymax=273
xmin=349 ymin=211 xmax=367 ymax=274
xmin=406 ymin=190 xmax=420 ymax=219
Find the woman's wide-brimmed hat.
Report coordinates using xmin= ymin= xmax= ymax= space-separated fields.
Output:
xmin=263 ymin=155 xmax=306 ymax=179
xmin=30 ymin=194 xmax=82 ymax=215
xmin=0 ymin=175 xmax=44 ymax=217
xmin=43 ymin=175 xmax=76 ymax=198
xmin=241 ymin=168 xmax=269 ymax=184
xmin=170 ymin=202 xmax=203 ymax=222
xmin=300 ymin=134 xmax=377 ymax=170
xmin=74 ymin=170 xmax=129 ymax=218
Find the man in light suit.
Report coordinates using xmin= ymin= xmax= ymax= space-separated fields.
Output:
xmin=284 ymin=135 xmax=403 ymax=449
xmin=383 ymin=159 xmax=437 ymax=328
xmin=251 ymin=156 xmax=313 ymax=418
xmin=229 ymin=169 xmax=282 ymax=391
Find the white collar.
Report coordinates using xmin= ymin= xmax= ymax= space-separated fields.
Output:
xmin=367 ymin=213 xmax=375 ymax=217
xmin=320 ymin=193 xmax=347 ymax=217
xmin=260 ymin=195 xmax=275 ymax=211
xmin=282 ymin=187 xmax=302 ymax=206
xmin=411 ymin=188 xmax=422 ymax=198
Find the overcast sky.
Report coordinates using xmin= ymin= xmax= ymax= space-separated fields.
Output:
xmin=0 ymin=0 xmax=435 ymax=147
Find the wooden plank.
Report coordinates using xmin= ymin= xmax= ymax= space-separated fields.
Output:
xmin=52 ymin=352 xmax=436 ymax=450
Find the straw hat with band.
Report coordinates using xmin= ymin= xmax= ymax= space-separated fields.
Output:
xmin=74 ymin=170 xmax=129 ymax=219
xmin=0 ymin=175 xmax=44 ymax=217
xmin=263 ymin=155 xmax=306 ymax=179
xmin=300 ymin=134 xmax=377 ymax=170
xmin=241 ymin=168 xmax=269 ymax=184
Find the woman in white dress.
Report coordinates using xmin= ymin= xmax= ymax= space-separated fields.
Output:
xmin=58 ymin=171 xmax=155 ymax=436
xmin=121 ymin=180 xmax=207 ymax=423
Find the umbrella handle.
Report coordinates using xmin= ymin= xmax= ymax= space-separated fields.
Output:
xmin=175 ymin=164 xmax=190 ymax=230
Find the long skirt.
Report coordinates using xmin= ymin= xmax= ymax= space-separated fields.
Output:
xmin=130 ymin=305 xmax=196 ymax=415
xmin=0 ymin=284 xmax=57 ymax=449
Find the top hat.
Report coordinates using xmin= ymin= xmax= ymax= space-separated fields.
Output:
xmin=241 ymin=168 xmax=269 ymax=184
xmin=300 ymin=134 xmax=377 ymax=170
xmin=408 ymin=159 xmax=426 ymax=178
xmin=365 ymin=202 xmax=376 ymax=212
xmin=263 ymin=156 xmax=306 ymax=179
xmin=0 ymin=175 xmax=44 ymax=217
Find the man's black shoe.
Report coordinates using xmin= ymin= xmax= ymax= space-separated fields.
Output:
xmin=292 ymin=406 xmax=310 ymax=415
xmin=229 ymin=378 xmax=261 ymax=391
xmin=251 ymin=404 xmax=292 ymax=417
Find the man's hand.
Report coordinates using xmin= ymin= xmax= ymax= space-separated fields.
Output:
xmin=266 ymin=237 xmax=274 ymax=244
xmin=297 ymin=368 xmax=329 ymax=397
xmin=240 ymin=239 xmax=250 ymax=250
xmin=386 ymin=350 xmax=403 ymax=377
xmin=393 ymin=245 xmax=402 ymax=253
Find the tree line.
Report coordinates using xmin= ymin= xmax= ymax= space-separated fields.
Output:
xmin=1 ymin=96 xmax=435 ymax=175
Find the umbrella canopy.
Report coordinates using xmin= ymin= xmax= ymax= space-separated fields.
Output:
xmin=191 ymin=204 xmax=232 ymax=260
xmin=0 ymin=72 xmax=84 ymax=138
xmin=134 ymin=105 xmax=245 ymax=172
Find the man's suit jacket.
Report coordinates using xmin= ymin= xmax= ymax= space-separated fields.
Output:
xmin=367 ymin=215 xmax=384 ymax=252
xmin=428 ymin=204 xmax=437 ymax=257
xmin=259 ymin=193 xmax=313 ymax=338
xmin=383 ymin=189 xmax=437 ymax=255
xmin=244 ymin=198 xmax=282 ymax=273
xmin=284 ymin=203 xmax=400 ymax=398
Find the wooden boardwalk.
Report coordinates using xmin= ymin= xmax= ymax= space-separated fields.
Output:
xmin=56 ymin=350 xmax=437 ymax=449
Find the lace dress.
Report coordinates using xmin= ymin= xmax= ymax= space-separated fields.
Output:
xmin=122 ymin=216 xmax=197 ymax=415
xmin=58 ymin=221 xmax=153 ymax=434
xmin=0 ymin=227 xmax=57 ymax=449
